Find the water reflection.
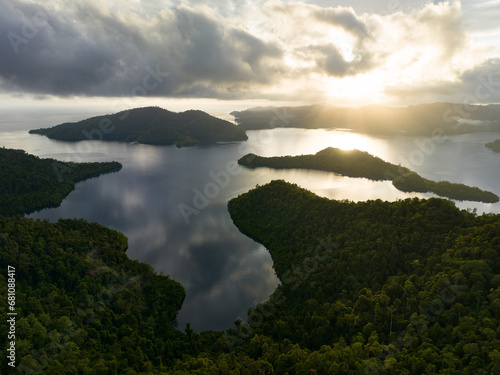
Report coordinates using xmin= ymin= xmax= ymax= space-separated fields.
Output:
xmin=0 ymin=125 xmax=498 ymax=331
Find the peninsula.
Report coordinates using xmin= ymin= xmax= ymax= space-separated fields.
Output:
xmin=0 ymin=147 xmax=122 ymax=216
xmin=238 ymin=147 xmax=499 ymax=203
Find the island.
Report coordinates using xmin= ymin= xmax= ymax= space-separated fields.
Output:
xmin=232 ymin=102 xmax=500 ymax=136
xmin=486 ymin=139 xmax=500 ymax=151
xmin=238 ymin=147 xmax=499 ymax=203
xmin=0 ymin=147 xmax=122 ymax=216
xmin=29 ymin=106 xmax=248 ymax=147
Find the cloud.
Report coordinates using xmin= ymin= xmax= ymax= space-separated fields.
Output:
xmin=384 ymin=58 xmax=500 ymax=104
xmin=308 ymin=44 xmax=374 ymax=77
xmin=0 ymin=0 xmax=498 ymax=103
xmin=314 ymin=6 xmax=369 ymax=37
xmin=0 ymin=0 xmax=283 ymax=98
xmin=461 ymin=0 xmax=500 ymax=33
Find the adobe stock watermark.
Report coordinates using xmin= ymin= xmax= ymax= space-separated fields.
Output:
xmin=51 ymin=64 xmax=169 ymax=181
xmin=178 ymin=108 xmax=296 ymax=224
xmin=178 ymin=160 xmax=242 ymax=224
xmin=224 ymin=236 xmax=339 ymax=351
xmin=8 ymin=9 xmax=49 ymax=54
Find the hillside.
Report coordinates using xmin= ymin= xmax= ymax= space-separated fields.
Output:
xmin=222 ymin=180 xmax=500 ymax=374
xmin=232 ymin=103 xmax=500 ymax=136
xmin=30 ymin=106 xmax=248 ymax=147
xmin=239 ymin=147 xmax=409 ymax=180
xmin=0 ymin=148 xmax=122 ymax=216
xmin=238 ymin=147 xmax=499 ymax=203
xmin=0 ymin=216 xmax=197 ymax=374
xmin=2 ymin=180 xmax=500 ymax=373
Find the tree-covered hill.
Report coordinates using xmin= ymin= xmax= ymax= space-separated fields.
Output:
xmin=239 ymin=147 xmax=409 ymax=180
xmin=0 ymin=148 xmax=122 ymax=216
xmin=29 ymin=106 xmax=248 ymax=147
xmin=238 ymin=147 xmax=499 ymax=203
xmin=221 ymin=180 xmax=500 ymax=374
xmin=0 ymin=216 xmax=202 ymax=374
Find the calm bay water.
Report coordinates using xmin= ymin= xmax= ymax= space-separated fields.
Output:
xmin=1 ymin=111 xmax=499 ymax=331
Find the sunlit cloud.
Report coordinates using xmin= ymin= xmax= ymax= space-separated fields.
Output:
xmin=0 ymin=0 xmax=498 ymax=105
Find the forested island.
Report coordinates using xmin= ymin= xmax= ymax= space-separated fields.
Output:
xmin=232 ymin=103 xmax=500 ymax=136
xmin=0 ymin=148 xmax=122 ymax=216
xmin=486 ymin=139 xmax=500 ymax=151
xmin=238 ymin=147 xmax=499 ymax=203
xmin=29 ymin=106 xmax=248 ymax=147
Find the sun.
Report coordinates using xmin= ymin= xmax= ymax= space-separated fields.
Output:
xmin=323 ymin=72 xmax=385 ymax=104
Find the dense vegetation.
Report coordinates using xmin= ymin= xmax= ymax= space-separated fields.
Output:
xmin=0 ymin=216 xmax=209 ymax=374
xmin=239 ymin=147 xmax=499 ymax=203
xmin=232 ymin=103 xmax=500 ymax=136
xmin=221 ymin=180 xmax=500 ymax=374
xmin=30 ymin=107 xmax=248 ymax=147
xmin=393 ymin=172 xmax=499 ymax=204
xmin=0 ymin=148 xmax=122 ymax=216
xmin=239 ymin=147 xmax=408 ymax=180
xmin=486 ymin=139 xmax=500 ymax=151
xmin=2 ymin=178 xmax=500 ymax=373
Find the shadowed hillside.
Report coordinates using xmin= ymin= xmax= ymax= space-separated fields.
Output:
xmin=30 ymin=106 xmax=248 ymax=147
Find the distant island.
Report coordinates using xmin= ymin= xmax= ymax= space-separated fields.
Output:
xmin=238 ymin=147 xmax=499 ymax=203
xmin=486 ymin=139 xmax=500 ymax=151
xmin=232 ymin=103 xmax=500 ymax=136
xmin=0 ymin=147 xmax=122 ymax=215
xmin=30 ymin=106 xmax=248 ymax=147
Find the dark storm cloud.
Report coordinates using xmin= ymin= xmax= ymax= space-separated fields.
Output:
xmin=0 ymin=0 xmax=121 ymax=95
xmin=0 ymin=0 xmax=283 ymax=98
xmin=171 ymin=7 xmax=281 ymax=84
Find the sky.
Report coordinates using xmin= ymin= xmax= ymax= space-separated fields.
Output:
xmin=0 ymin=0 xmax=499 ymax=108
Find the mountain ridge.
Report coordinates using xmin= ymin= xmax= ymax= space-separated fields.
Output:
xmin=232 ymin=102 xmax=500 ymax=135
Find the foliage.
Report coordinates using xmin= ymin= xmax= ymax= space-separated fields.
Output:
xmin=0 ymin=148 xmax=122 ymax=216
xmin=3 ymin=151 xmax=500 ymax=373
xmin=239 ymin=147 xmax=408 ymax=180
xmin=0 ymin=216 xmax=203 ymax=374
xmin=239 ymin=147 xmax=499 ymax=203
xmin=221 ymin=180 xmax=500 ymax=374
xmin=394 ymin=172 xmax=499 ymax=203
xmin=30 ymin=107 xmax=248 ymax=147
